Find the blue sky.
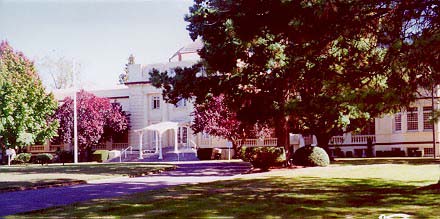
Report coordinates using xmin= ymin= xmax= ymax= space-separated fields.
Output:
xmin=0 ymin=0 xmax=194 ymax=89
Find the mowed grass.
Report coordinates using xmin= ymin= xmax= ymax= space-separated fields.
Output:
xmin=333 ymin=157 xmax=440 ymax=165
xmin=19 ymin=163 xmax=440 ymax=218
xmin=0 ymin=163 xmax=175 ymax=192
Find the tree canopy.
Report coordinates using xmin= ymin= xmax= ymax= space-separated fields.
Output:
xmin=191 ymin=95 xmax=271 ymax=148
xmin=53 ymin=90 xmax=129 ymax=150
xmin=0 ymin=41 xmax=59 ymax=149
xmin=150 ymin=0 xmax=439 ymax=152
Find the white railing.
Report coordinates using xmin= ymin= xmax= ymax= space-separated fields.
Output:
xmin=329 ymin=135 xmax=375 ymax=145
xmin=330 ymin=136 xmax=344 ymax=144
xmin=351 ymin=135 xmax=375 ymax=143
xmin=112 ymin=143 xmax=129 ymax=150
xmin=120 ymin=146 xmax=133 ymax=163
xmin=237 ymin=138 xmax=278 ymax=147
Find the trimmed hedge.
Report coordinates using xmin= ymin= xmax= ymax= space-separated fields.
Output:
xmin=12 ymin=153 xmax=32 ymax=164
xmin=292 ymin=146 xmax=330 ymax=167
xmin=240 ymin=146 xmax=286 ymax=171
xmin=92 ymin=150 xmax=109 ymax=163
xmin=35 ymin=153 xmax=54 ymax=165
xmin=197 ymin=148 xmax=213 ymax=160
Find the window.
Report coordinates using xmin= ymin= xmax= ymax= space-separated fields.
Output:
xmin=407 ymin=107 xmax=418 ymax=131
xmin=394 ymin=113 xmax=402 ymax=131
xmin=423 ymin=106 xmax=433 ymax=130
xmin=176 ymin=99 xmax=187 ymax=108
xmin=152 ymin=96 xmax=160 ymax=109
xmin=424 ymin=148 xmax=434 ymax=155
xmin=177 ymin=127 xmax=188 ymax=144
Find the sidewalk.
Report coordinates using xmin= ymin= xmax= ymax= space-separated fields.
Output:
xmin=0 ymin=161 xmax=251 ymax=217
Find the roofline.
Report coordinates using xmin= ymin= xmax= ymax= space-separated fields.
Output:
xmin=124 ymin=81 xmax=151 ymax=85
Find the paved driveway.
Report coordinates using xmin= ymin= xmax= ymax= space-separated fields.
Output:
xmin=0 ymin=161 xmax=251 ymax=217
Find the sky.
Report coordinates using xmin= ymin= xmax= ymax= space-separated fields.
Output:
xmin=0 ymin=0 xmax=195 ymax=90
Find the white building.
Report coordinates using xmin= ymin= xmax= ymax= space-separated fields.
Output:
xmin=27 ymin=41 xmax=439 ymax=159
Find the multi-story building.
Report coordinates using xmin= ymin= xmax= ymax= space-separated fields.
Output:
xmin=27 ymin=41 xmax=439 ymax=159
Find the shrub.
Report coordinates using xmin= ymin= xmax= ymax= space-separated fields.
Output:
xmin=12 ymin=153 xmax=32 ymax=164
xmin=197 ymin=148 xmax=213 ymax=160
xmin=92 ymin=150 xmax=109 ymax=163
xmin=58 ymin=150 xmax=74 ymax=165
xmin=35 ymin=153 xmax=54 ymax=165
xmin=292 ymin=146 xmax=330 ymax=167
xmin=240 ymin=146 xmax=286 ymax=171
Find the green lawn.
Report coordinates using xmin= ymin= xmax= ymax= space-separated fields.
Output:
xmin=333 ymin=157 xmax=440 ymax=165
xmin=19 ymin=163 xmax=440 ymax=218
xmin=0 ymin=163 xmax=175 ymax=192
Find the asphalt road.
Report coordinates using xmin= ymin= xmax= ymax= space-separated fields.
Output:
xmin=0 ymin=161 xmax=251 ymax=217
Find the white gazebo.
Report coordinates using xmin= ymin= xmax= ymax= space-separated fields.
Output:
xmin=134 ymin=121 xmax=181 ymax=160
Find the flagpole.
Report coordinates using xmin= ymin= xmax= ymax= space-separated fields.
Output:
xmin=73 ymin=60 xmax=78 ymax=163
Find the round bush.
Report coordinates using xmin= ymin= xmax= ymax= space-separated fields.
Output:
xmin=12 ymin=153 xmax=32 ymax=164
xmin=240 ymin=146 xmax=286 ymax=171
xmin=35 ymin=153 xmax=54 ymax=165
xmin=292 ymin=146 xmax=330 ymax=167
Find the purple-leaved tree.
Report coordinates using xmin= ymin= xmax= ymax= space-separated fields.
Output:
xmin=53 ymin=90 xmax=129 ymax=161
xmin=192 ymin=95 xmax=271 ymax=154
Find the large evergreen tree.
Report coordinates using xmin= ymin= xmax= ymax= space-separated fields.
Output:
xmin=151 ymin=1 xmax=439 ymax=155
xmin=0 ymin=41 xmax=59 ymax=149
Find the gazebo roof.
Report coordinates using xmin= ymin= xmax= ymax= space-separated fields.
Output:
xmin=134 ymin=121 xmax=179 ymax=135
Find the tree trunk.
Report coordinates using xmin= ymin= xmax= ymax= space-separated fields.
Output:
xmin=275 ymin=116 xmax=291 ymax=156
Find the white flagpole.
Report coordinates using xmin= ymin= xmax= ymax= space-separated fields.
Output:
xmin=73 ymin=60 xmax=78 ymax=163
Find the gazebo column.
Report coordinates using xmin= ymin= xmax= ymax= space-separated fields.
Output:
xmin=174 ymin=127 xmax=179 ymax=153
xmin=155 ymin=131 xmax=159 ymax=153
xmin=138 ymin=132 xmax=143 ymax=159
xmin=158 ymin=133 xmax=163 ymax=160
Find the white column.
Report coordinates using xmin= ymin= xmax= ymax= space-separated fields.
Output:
xmin=138 ymin=132 xmax=143 ymax=159
xmin=158 ymin=134 xmax=163 ymax=159
xmin=174 ymin=128 xmax=179 ymax=153
xmin=155 ymin=131 xmax=159 ymax=153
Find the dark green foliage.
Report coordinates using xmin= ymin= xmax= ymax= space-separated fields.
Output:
xmin=151 ymin=1 xmax=439 ymax=154
xmin=35 ymin=153 xmax=54 ymax=165
xmin=196 ymin=148 xmax=213 ymax=160
xmin=292 ymin=146 xmax=330 ymax=167
xmin=240 ymin=147 xmax=286 ymax=171
xmin=12 ymin=153 xmax=32 ymax=164
xmin=92 ymin=150 xmax=109 ymax=163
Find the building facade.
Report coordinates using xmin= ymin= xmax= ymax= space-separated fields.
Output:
xmin=28 ymin=41 xmax=439 ymax=159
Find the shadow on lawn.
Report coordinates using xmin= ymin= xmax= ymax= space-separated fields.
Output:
xmin=23 ymin=177 xmax=440 ymax=218
xmin=0 ymin=163 xmax=171 ymax=176
xmin=0 ymin=179 xmax=86 ymax=193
